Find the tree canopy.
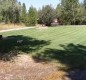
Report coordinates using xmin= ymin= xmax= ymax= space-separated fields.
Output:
xmin=0 ymin=0 xmax=86 ymax=26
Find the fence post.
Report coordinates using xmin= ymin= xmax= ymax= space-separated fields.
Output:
xmin=0 ymin=35 xmax=2 ymax=39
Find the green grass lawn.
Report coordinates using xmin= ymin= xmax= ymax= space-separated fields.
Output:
xmin=1 ymin=25 xmax=86 ymax=70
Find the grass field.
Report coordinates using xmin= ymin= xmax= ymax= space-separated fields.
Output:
xmin=1 ymin=25 xmax=86 ymax=70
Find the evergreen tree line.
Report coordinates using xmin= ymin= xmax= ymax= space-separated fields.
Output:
xmin=0 ymin=0 xmax=86 ymax=26
xmin=0 ymin=0 xmax=37 ymax=26
xmin=57 ymin=0 xmax=86 ymax=25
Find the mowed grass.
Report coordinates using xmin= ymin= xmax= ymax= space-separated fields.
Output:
xmin=1 ymin=25 xmax=86 ymax=70
xmin=1 ymin=25 xmax=86 ymax=48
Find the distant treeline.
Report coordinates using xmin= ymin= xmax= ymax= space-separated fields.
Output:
xmin=0 ymin=0 xmax=86 ymax=26
xmin=0 ymin=0 xmax=37 ymax=26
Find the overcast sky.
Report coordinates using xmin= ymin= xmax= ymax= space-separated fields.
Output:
xmin=18 ymin=0 xmax=83 ymax=10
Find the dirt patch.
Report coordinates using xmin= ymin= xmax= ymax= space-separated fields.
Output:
xmin=0 ymin=54 xmax=67 ymax=80
xmin=0 ymin=54 xmax=86 ymax=80
xmin=0 ymin=24 xmax=24 ymax=30
xmin=36 ymin=24 xmax=48 ymax=31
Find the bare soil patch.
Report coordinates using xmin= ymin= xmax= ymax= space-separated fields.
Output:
xmin=0 ymin=24 xmax=24 ymax=30
xmin=0 ymin=54 xmax=86 ymax=80
xmin=0 ymin=54 xmax=68 ymax=80
xmin=36 ymin=24 xmax=48 ymax=31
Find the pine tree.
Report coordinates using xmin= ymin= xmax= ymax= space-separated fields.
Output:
xmin=61 ymin=0 xmax=79 ymax=25
xmin=38 ymin=5 xmax=54 ymax=26
xmin=0 ymin=0 xmax=21 ymax=23
xmin=27 ymin=6 xmax=37 ymax=26
xmin=83 ymin=0 xmax=86 ymax=24
xmin=20 ymin=3 xmax=27 ymax=23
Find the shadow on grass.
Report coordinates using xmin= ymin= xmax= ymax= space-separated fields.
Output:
xmin=33 ymin=43 xmax=86 ymax=70
xmin=33 ymin=43 xmax=86 ymax=80
xmin=0 ymin=35 xmax=50 ymax=61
